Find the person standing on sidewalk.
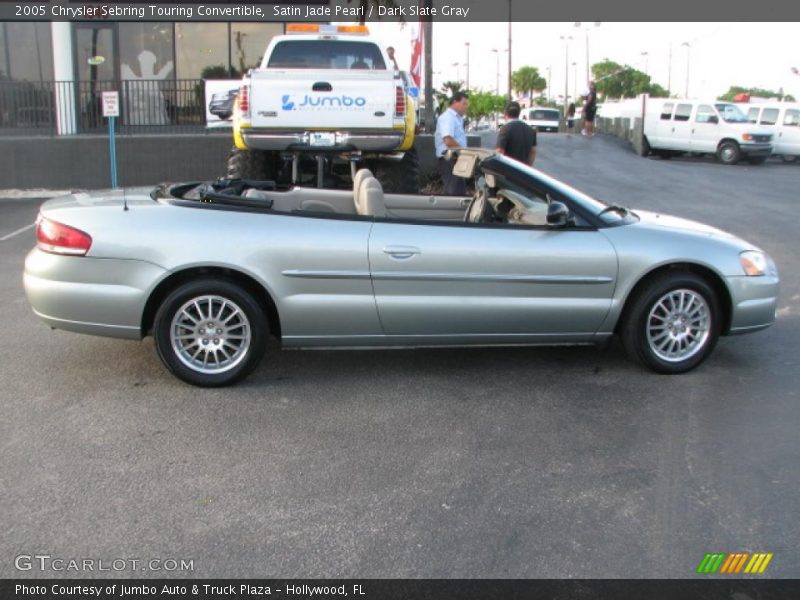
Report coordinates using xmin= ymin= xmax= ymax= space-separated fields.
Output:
xmin=434 ymin=92 xmax=470 ymax=195
xmin=582 ymin=81 xmax=598 ymax=137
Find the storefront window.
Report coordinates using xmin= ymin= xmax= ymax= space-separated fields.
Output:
xmin=0 ymin=26 xmax=8 ymax=80
xmin=119 ymin=23 xmax=174 ymax=81
xmin=230 ymin=23 xmax=282 ymax=76
xmin=175 ymin=23 xmax=229 ymax=80
xmin=3 ymin=23 xmax=53 ymax=81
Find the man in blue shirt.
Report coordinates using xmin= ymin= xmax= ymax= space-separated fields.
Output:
xmin=434 ymin=92 xmax=469 ymax=195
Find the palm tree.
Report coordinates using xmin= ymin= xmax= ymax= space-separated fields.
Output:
xmin=511 ymin=66 xmax=547 ymax=101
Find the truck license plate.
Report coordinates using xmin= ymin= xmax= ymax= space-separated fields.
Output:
xmin=310 ymin=132 xmax=336 ymax=147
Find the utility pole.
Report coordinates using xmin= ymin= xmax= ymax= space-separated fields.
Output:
xmin=560 ymin=35 xmax=572 ymax=116
xmin=423 ymin=5 xmax=434 ymax=133
xmin=507 ymin=1 xmax=512 ymax=99
xmin=682 ymin=41 xmax=691 ymax=98
xmin=667 ymin=43 xmax=672 ymax=96
xmin=465 ymin=42 xmax=470 ymax=91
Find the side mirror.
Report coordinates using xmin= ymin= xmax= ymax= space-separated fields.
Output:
xmin=546 ymin=201 xmax=570 ymax=227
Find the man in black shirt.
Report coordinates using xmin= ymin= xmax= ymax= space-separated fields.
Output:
xmin=495 ymin=101 xmax=537 ymax=165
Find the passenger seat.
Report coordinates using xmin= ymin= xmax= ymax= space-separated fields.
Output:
xmin=355 ymin=176 xmax=387 ymax=217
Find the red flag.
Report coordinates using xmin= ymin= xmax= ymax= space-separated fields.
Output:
xmin=410 ymin=24 xmax=423 ymax=88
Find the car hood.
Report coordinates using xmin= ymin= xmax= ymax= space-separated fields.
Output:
xmin=632 ymin=209 xmax=748 ymax=244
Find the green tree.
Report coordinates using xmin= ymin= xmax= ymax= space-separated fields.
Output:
xmin=591 ymin=59 xmax=669 ymax=99
xmin=718 ymin=86 xmax=795 ymax=102
xmin=466 ymin=90 xmax=507 ymax=121
xmin=511 ymin=66 xmax=546 ymax=100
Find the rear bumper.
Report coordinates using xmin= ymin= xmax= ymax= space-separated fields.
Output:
xmin=740 ymin=143 xmax=773 ymax=157
xmin=725 ymin=274 xmax=779 ymax=335
xmin=23 ymin=248 xmax=166 ymax=340
xmin=241 ymin=128 xmax=406 ymax=152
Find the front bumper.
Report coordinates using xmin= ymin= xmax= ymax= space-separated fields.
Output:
xmin=23 ymin=248 xmax=166 ymax=340
xmin=739 ymin=142 xmax=773 ymax=157
xmin=241 ymin=128 xmax=406 ymax=152
xmin=725 ymin=274 xmax=780 ymax=335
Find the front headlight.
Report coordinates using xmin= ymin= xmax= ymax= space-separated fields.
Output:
xmin=740 ymin=250 xmax=767 ymax=276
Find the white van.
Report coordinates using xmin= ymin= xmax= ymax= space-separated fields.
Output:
xmin=643 ymin=100 xmax=773 ymax=165
xmin=741 ymin=103 xmax=800 ymax=162
xmin=522 ymin=107 xmax=561 ymax=132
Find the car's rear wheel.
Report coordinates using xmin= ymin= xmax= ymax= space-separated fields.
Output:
xmin=716 ymin=140 xmax=741 ymax=165
xmin=621 ymin=272 xmax=721 ymax=374
xmin=154 ymin=279 xmax=267 ymax=387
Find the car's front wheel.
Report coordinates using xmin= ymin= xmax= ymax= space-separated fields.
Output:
xmin=154 ymin=279 xmax=268 ymax=387
xmin=621 ymin=272 xmax=722 ymax=374
xmin=716 ymin=140 xmax=741 ymax=165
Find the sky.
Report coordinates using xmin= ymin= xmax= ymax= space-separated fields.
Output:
xmin=364 ymin=22 xmax=800 ymax=101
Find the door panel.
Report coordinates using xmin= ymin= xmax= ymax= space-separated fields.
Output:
xmin=691 ymin=104 xmax=720 ymax=152
xmin=368 ymin=222 xmax=618 ymax=338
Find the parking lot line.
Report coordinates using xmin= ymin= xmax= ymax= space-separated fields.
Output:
xmin=0 ymin=222 xmax=34 ymax=241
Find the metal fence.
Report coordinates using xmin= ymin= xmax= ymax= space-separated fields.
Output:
xmin=0 ymin=79 xmax=221 ymax=136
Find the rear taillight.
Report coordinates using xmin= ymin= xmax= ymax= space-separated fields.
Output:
xmin=36 ymin=216 xmax=92 ymax=256
xmin=395 ymin=86 xmax=406 ymax=117
xmin=238 ymin=84 xmax=250 ymax=116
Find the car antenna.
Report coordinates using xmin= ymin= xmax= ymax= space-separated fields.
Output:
xmin=123 ymin=186 xmax=129 ymax=211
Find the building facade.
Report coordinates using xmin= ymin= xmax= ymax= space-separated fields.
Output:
xmin=0 ymin=22 xmax=284 ymax=135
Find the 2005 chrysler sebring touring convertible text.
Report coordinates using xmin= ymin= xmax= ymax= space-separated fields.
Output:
xmin=23 ymin=149 xmax=779 ymax=386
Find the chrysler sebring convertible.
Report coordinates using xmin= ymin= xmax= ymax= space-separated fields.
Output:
xmin=23 ymin=149 xmax=779 ymax=386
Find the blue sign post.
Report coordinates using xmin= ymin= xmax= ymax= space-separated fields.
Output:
xmin=102 ymin=91 xmax=119 ymax=188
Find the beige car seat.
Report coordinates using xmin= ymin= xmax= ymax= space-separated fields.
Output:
xmin=355 ymin=176 xmax=387 ymax=217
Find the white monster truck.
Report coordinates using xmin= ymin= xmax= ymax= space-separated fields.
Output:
xmin=228 ymin=24 xmax=418 ymax=192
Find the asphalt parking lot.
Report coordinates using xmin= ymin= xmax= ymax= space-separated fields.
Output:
xmin=1 ymin=135 xmax=798 ymax=578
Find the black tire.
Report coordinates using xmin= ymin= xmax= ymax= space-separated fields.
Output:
xmin=620 ymin=271 xmax=722 ymax=374
xmin=747 ymin=156 xmax=767 ymax=165
xmin=226 ymin=147 xmax=277 ymax=180
xmin=640 ymin=135 xmax=651 ymax=157
xmin=154 ymin=278 xmax=268 ymax=387
xmin=372 ymin=148 xmax=420 ymax=193
xmin=716 ymin=140 xmax=741 ymax=165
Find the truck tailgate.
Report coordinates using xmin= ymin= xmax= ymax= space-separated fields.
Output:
xmin=249 ymin=71 xmax=397 ymax=130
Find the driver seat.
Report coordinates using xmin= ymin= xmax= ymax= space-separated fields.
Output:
xmin=355 ymin=175 xmax=387 ymax=217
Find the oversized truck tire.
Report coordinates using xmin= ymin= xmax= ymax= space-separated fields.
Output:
xmin=226 ymin=147 xmax=277 ymax=181
xmin=372 ymin=149 xmax=420 ymax=194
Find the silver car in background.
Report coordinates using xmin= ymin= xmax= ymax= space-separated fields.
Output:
xmin=24 ymin=149 xmax=779 ymax=386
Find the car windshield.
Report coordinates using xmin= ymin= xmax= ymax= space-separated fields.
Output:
xmin=715 ymin=103 xmax=748 ymax=123
xmin=532 ymin=110 xmax=560 ymax=121
xmin=491 ymin=154 xmax=632 ymax=224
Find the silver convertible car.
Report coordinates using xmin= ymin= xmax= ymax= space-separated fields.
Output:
xmin=24 ymin=149 xmax=779 ymax=386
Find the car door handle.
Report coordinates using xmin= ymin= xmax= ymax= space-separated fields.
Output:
xmin=383 ymin=245 xmax=421 ymax=259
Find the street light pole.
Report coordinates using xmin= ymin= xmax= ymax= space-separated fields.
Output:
xmin=682 ymin=41 xmax=691 ymax=98
xmin=575 ymin=22 xmax=600 ymax=85
xmin=641 ymin=51 xmax=649 ymax=76
xmin=452 ymin=62 xmax=461 ymax=85
xmin=507 ymin=1 xmax=513 ymax=99
xmin=560 ymin=35 xmax=572 ymax=116
xmin=572 ymin=61 xmax=577 ymax=100
xmin=667 ymin=43 xmax=672 ymax=95
xmin=465 ymin=42 xmax=471 ymax=91
xmin=491 ymin=48 xmax=500 ymax=94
